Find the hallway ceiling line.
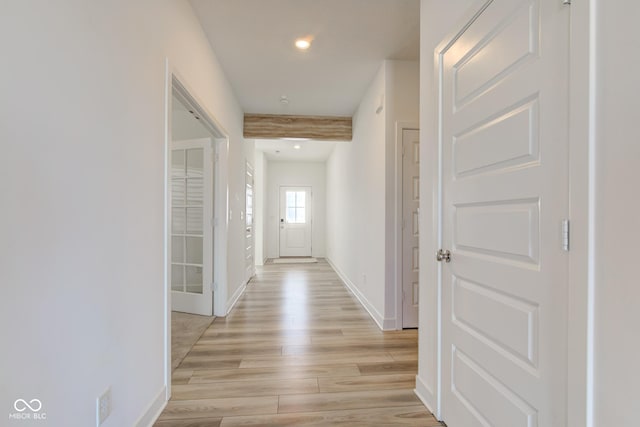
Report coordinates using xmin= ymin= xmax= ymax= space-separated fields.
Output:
xmin=189 ymin=0 xmax=420 ymax=117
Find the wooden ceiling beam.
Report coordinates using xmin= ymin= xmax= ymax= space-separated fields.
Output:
xmin=243 ymin=114 xmax=352 ymax=141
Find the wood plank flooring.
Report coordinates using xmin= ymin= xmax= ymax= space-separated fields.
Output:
xmin=156 ymin=259 xmax=439 ymax=426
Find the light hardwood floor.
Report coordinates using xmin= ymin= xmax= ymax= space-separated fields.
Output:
xmin=156 ymin=259 xmax=440 ymax=426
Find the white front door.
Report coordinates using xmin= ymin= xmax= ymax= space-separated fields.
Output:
xmin=402 ymin=128 xmax=420 ymax=328
xmin=279 ymin=186 xmax=312 ymax=257
xmin=439 ymin=0 xmax=569 ymax=426
xmin=170 ymin=138 xmax=214 ymax=316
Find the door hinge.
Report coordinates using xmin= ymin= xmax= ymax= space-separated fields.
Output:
xmin=436 ymin=249 xmax=451 ymax=263
xmin=562 ymin=219 xmax=570 ymax=251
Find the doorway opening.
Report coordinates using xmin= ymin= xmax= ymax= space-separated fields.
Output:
xmin=396 ymin=123 xmax=420 ymax=329
xmin=164 ymin=70 xmax=229 ymax=398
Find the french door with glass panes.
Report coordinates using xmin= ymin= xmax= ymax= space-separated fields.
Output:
xmin=171 ymin=138 xmax=213 ymax=316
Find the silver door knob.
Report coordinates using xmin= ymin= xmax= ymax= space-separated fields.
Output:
xmin=437 ymin=249 xmax=451 ymax=263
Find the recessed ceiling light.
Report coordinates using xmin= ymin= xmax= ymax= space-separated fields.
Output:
xmin=295 ymin=38 xmax=311 ymax=50
xmin=293 ymin=144 xmax=301 ymax=150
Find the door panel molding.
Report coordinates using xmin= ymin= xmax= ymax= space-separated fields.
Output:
xmin=437 ymin=1 xmax=570 ymax=425
xmin=417 ymin=2 xmax=593 ymax=425
xmin=394 ymin=122 xmax=419 ymax=330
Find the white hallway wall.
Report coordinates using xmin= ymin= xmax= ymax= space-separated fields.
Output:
xmin=0 ymin=1 xmax=251 ymax=426
xmin=327 ymin=60 xmax=418 ymax=329
xmin=384 ymin=60 xmax=421 ymax=319
xmin=265 ymin=161 xmax=327 ymax=259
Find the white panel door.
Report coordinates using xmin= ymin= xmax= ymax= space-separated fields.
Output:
xmin=245 ymin=162 xmax=255 ymax=280
xmin=171 ymin=138 xmax=214 ymax=316
xmin=439 ymin=1 xmax=569 ymax=426
xmin=402 ymin=129 xmax=420 ymax=328
xmin=279 ymin=186 xmax=312 ymax=257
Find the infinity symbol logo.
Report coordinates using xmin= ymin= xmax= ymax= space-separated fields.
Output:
xmin=14 ymin=399 xmax=42 ymax=412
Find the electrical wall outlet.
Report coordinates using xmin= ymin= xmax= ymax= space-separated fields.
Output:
xmin=96 ymin=387 xmax=112 ymax=426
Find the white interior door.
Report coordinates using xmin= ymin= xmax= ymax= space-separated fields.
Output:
xmin=245 ymin=162 xmax=255 ymax=279
xmin=439 ymin=0 xmax=569 ymax=425
xmin=171 ymin=138 xmax=214 ymax=316
xmin=402 ymin=128 xmax=420 ymax=328
xmin=279 ymin=186 xmax=312 ymax=257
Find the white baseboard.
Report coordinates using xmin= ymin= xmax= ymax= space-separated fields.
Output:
xmin=381 ymin=316 xmax=397 ymax=330
xmin=134 ymin=386 xmax=167 ymax=427
xmin=225 ymin=280 xmax=247 ymax=315
xmin=326 ymin=257 xmax=395 ymax=331
xmin=415 ymin=374 xmax=437 ymax=418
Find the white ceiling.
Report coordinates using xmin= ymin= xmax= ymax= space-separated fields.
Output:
xmin=189 ymin=0 xmax=420 ymax=117
xmin=255 ymin=139 xmax=339 ymax=162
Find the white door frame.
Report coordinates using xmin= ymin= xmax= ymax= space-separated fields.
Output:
xmin=394 ymin=121 xmax=419 ymax=330
xmin=163 ymin=61 xmax=230 ymax=400
xmin=566 ymin=1 xmax=594 ymax=425
xmin=416 ymin=1 xmax=594 ymax=425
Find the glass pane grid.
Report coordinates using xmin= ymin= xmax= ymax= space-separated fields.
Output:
xmin=285 ymin=191 xmax=307 ymax=224
xmin=185 ymin=266 xmax=203 ymax=294
xmin=171 ymin=148 xmax=206 ymax=295
xmin=186 ymin=177 xmax=204 ymax=206
xmin=172 ymin=179 xmax=186 ymax=206
xmin=186 ymin=236 xmax=203 ymax=264
xmin=171 ymin=264 xmax=185 ymax=292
